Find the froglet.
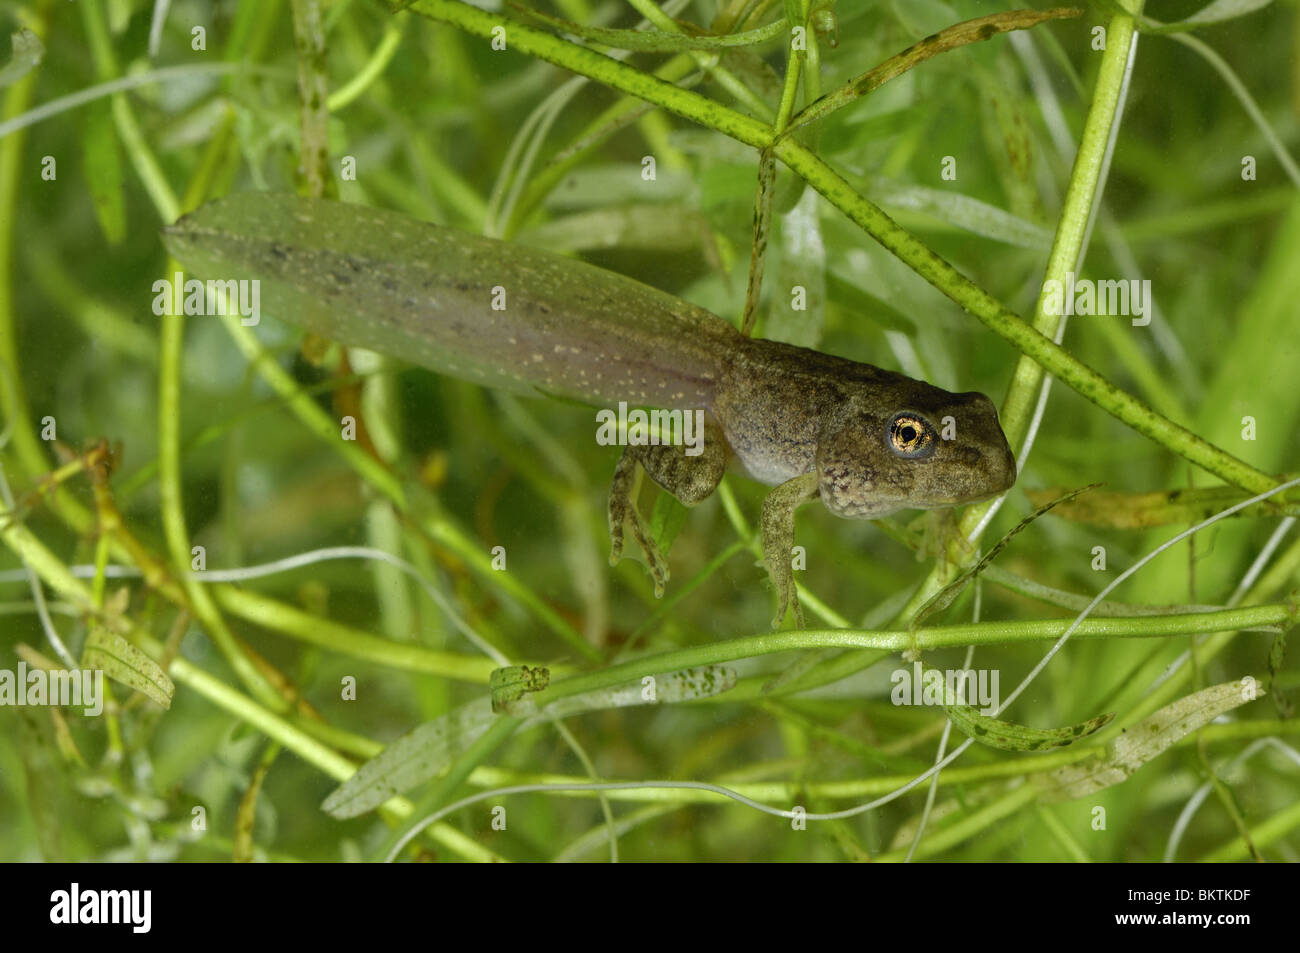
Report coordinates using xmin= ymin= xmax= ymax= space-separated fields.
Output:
xmin=163 ymin=194 xmax=1017 ymax=627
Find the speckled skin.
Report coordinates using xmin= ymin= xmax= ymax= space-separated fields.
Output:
xmin=717 ymin=337 xmax=1016 ymax=512
xmin=165 ymin=195 xmax=1017 ymax=627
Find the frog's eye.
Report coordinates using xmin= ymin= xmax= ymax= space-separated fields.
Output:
xmin=886 ymin=412 xmax=936 ymax=459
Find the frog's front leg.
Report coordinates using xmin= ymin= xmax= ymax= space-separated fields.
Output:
xmin=761 ymin=472 xmax=821 ymax=628
xmin=607 ymin=417 xmax=729 ymax=597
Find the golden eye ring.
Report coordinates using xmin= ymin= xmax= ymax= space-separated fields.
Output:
xmin=886 ymin=412 xmax=936 ymax=459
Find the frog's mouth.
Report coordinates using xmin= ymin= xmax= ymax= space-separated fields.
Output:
xmin=962 ymin=485 xmax=1014 ymax=505
xmin=914 ymin=484 xmax=1014 ymax=510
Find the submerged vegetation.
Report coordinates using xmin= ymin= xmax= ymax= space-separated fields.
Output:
xmin=0 ymin=0 xmax=1297 ymax=862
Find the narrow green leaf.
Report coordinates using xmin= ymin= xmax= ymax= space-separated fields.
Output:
xmin=1140 ymin=0 xmax=1274 ymax=34
xmin=233 ymin=743 xmax=278 ymax=863
xmin=946 ymin=702 xmax=1114 ymax=751
xmin=1038 ymin=679 xmax=1265 ymax=801
xmin=824 ymin=272 xmax=918 ymax=335
xmin=520 ymin=204 xmax=712 ymax=254
xmin=322 ymin=699 xmax=498 ymax=818
xmin=1267 ymin=628 xmax=1292 ymax=717
xmin=769 ymin=187 xmax=826 ymax=348
xmin=551 ymin=664 xmax=737 ymax=711
xmin=657 ymin=665 xmax=736 ymax=701
xmin=83 ymin=104 xmax=126 ymax=245
xmin=545 ymin=164 xmax=696 ymax=210
xmin=1026 ymin=482 xmax=1300 ymax=528
xmin=782 ymin=8 xmax=1083 ymax=137
xmin=322 ymin=664 xmax=736 ymax=818
xmin=107 ymin=0 xmax=134 ymax=34
xmin=864 ymin=177 xmax=1052 ymax=249
xmin=511 ymin=5 xmax=790 ymax=51
xmin=80 ymin=625 xmax=174 ymax=709
xmin=649 ymin=492 xmax=690 ymax=557
xmin=716 ymin=46 xmax=785 ymax=106
xmin=489 ymin=664 xmax=550 ymax=714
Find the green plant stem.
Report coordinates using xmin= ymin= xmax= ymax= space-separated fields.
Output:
xmin=328 ymin=12 xmax=407 ymax=112
xmin=772 ymin=23 xmax=802 ymax=131
xmin=211 ymin=585 xmax=523 ymax=682
xmin=158 ymin=270 xmax=283 ymax=711
xmin=80 ymin=0 xmax=179 ymax=221
xmin=983 ymin=6 xmax=1145 ymax=468
xmin=529 ymin=603 xmax=1294 ymax=707
xmin=0 ymin=0 xmax=54 ymax=482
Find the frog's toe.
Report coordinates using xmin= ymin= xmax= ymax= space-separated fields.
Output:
xmin=639 ymin=542 xmax=669 ymax=599
xmin=771 ymin=585 xmax=801 ymax=629
xmin=622 ymin=507 xmax=669 ymax=598
xmin=650 ymin=563 xmax=668 ymax=599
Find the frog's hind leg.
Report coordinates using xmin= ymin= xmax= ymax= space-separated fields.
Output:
xmin=761 ymin=472 xmax=821 ymax=629
xmin=608 ymin=449 xmax=669 ymax=596
xmin=607 ymin=415 xmax=728 ymax=598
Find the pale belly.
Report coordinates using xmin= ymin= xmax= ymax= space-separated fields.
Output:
xmin=720 ymin=419 xmax=819 ymax=488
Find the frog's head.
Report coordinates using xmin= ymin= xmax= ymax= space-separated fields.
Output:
xmin=816 ymin=387 xmax=1016 ymax=519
